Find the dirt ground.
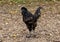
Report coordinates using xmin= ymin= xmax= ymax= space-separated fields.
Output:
xmin=0 ymin=2 xmax=60 ymax=42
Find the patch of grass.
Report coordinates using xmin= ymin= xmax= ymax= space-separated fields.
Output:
xmin=0 ymin=0 xmax=4 ymax=4
xmin=10 ymin=0 xmax=26 ymax=4
xmin=0 ymin=0 xmax=60 ymax=5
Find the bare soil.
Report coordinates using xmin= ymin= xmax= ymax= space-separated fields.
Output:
xmin=0 ymin=2 xmax=60 ymax=42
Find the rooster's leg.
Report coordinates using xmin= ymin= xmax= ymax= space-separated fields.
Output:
xmin=26 ymin=29 xmax=32 ymax=38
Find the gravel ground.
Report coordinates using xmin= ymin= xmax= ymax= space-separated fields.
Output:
xmin=0 ymin=2 xmax=60 ymax=42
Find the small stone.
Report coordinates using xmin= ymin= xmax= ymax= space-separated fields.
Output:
xmin=18 ymin=5 xmax=21 ymax=7
xmin=41 ymin=31 xmax=45 ymax=35
xmin=5 ymin=22 xmax=8 ymax=25
xmin=11 ymin=34 xmax=17 ymax=38
xmin=10 ymin=2 xmax=12 ymax=5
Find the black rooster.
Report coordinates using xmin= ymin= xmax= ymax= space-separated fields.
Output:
xmin=21 ymin=7 xmax=42 ymax=38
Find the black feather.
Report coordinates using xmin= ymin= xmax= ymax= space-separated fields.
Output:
xmin=21 ymin=7 xmax=42 ymax=35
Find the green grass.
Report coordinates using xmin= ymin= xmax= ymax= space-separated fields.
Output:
xmin=0 ymin=0 xmax=60 ymax=5
xmin=10 ymin=0 xmax=26 ymax=4
xmin=9 ymin=0 xmax=60 ymax=4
